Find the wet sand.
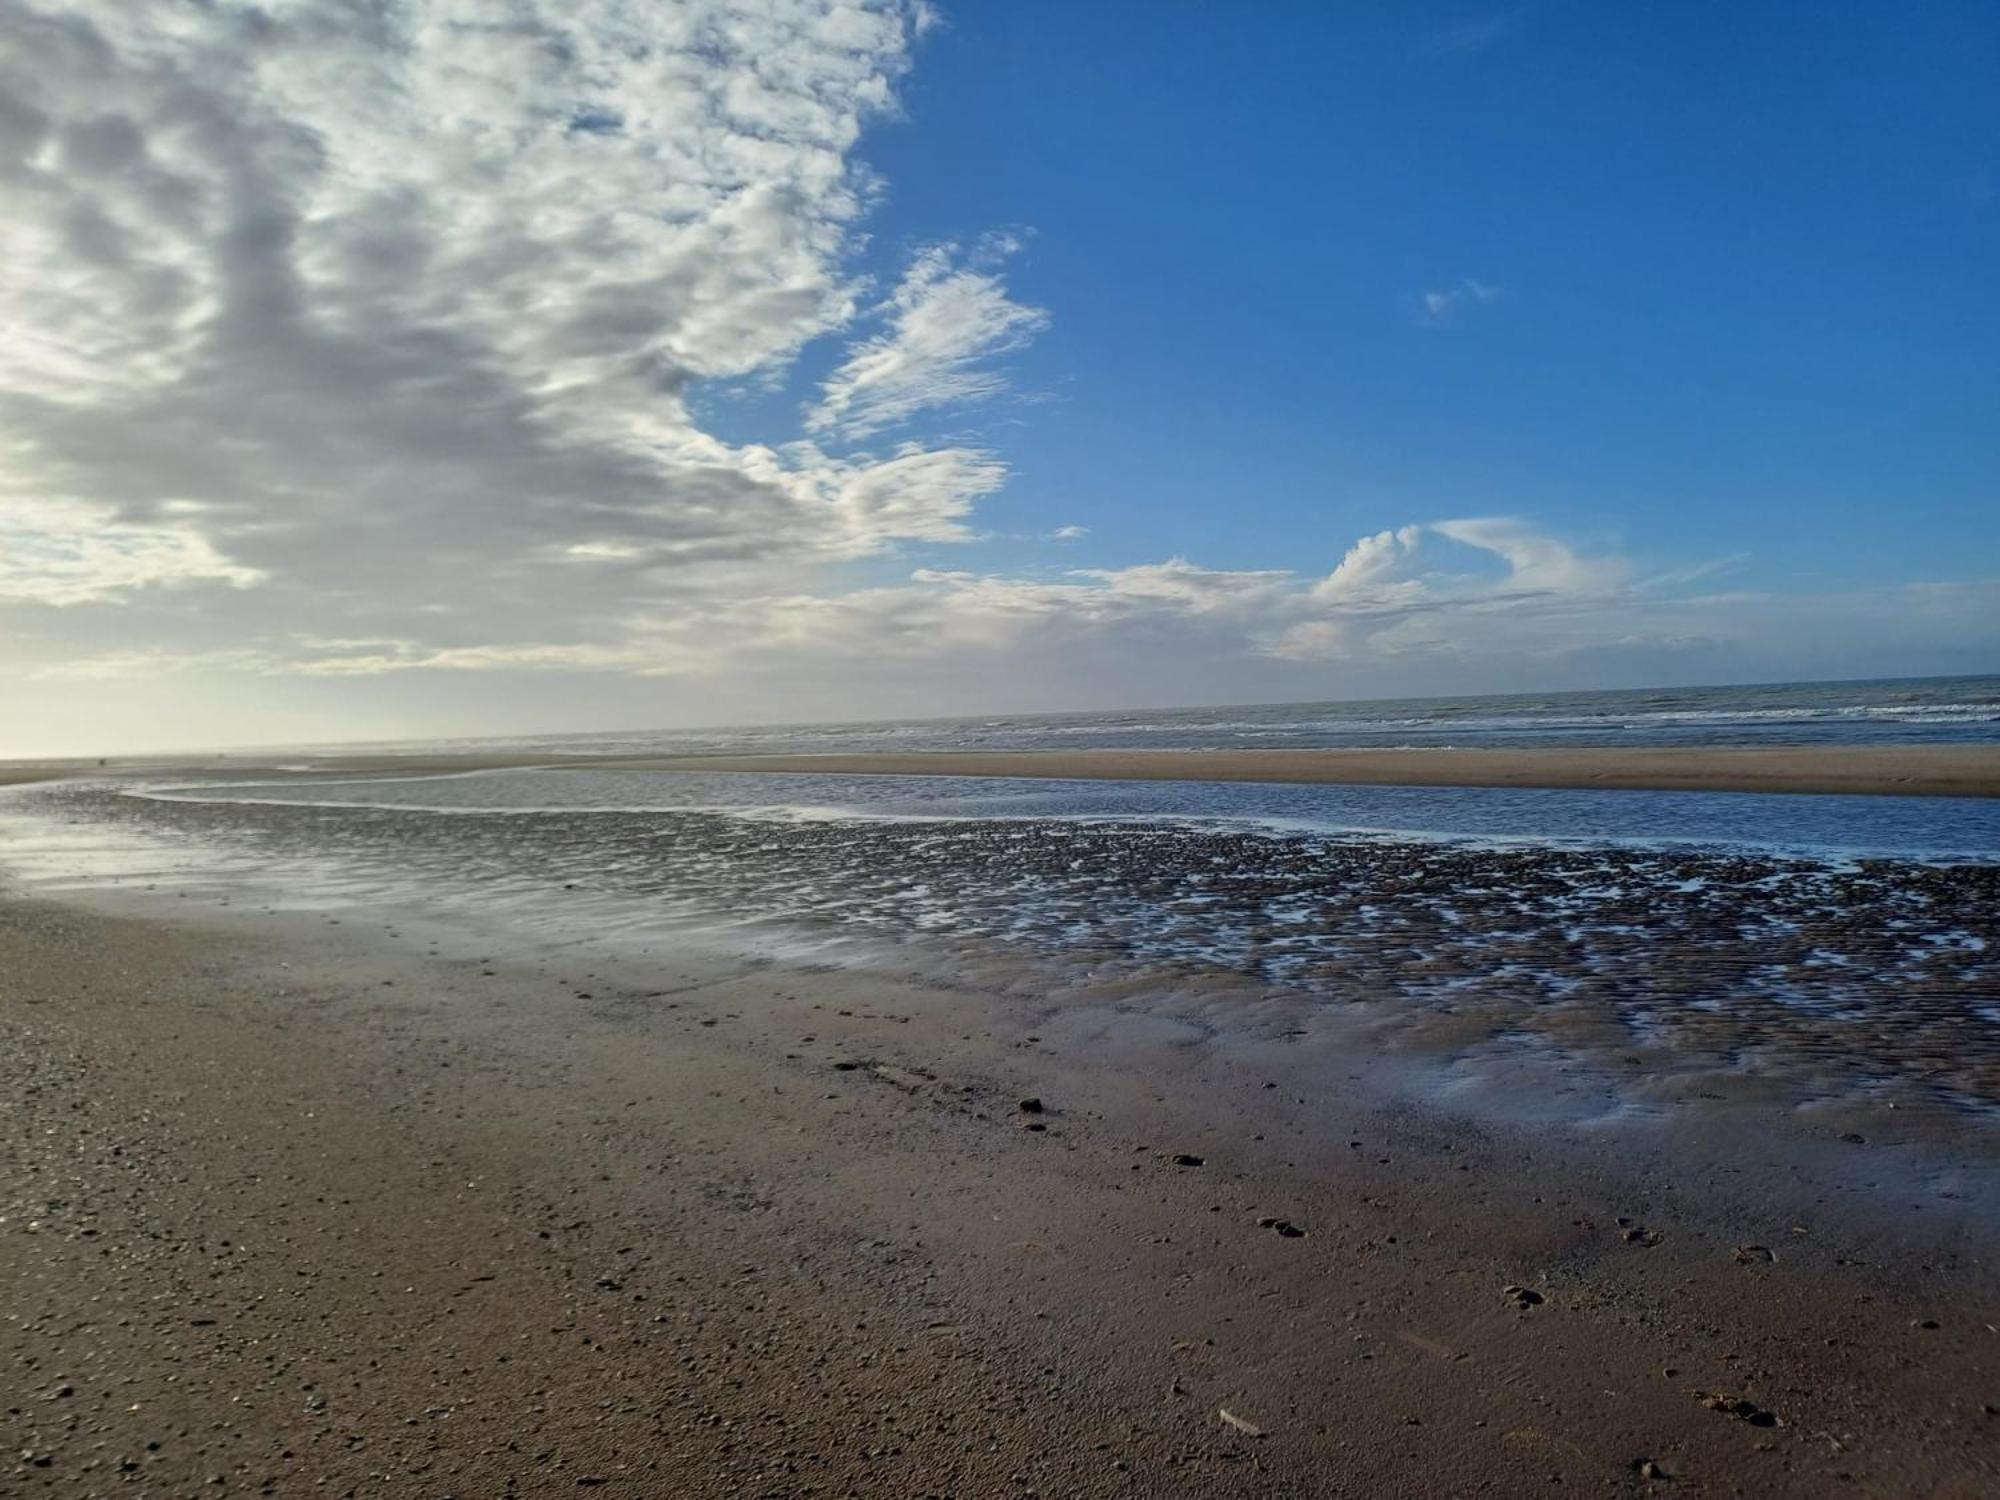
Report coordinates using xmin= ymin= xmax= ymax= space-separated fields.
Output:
xmin=5 ymin=886 xmax=1997 ymax=1496
xmin=7 ymin=744 xmax=1996 ymax=797
xmin=7 ymin=740 xmax=1992 ymax=800
xmin=638 ymin=746 xmax=2000 ymax=798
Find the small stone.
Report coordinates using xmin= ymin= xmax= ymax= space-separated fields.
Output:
xmin=1503 ymin=1284 xmax=1544 ymax=1309
xmin=1017 ymin=1097 xmax=1044 ymax=1114
xmin=1170 ymin=1153 xmax=1205 ymax=1167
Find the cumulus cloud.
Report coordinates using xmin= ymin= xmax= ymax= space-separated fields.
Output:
xmin=809 ymin=239 xmax=1048 ymax=439
xmin=0 ymin=0 xmax=997 ymax=653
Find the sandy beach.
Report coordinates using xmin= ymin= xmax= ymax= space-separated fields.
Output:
xmin=5 ymin=872 xmax=1998 ymax=1497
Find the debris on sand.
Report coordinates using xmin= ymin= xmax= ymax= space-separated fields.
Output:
xmin=1616 ymin=1217 xmax=1663 ymax=1247
xmin=1696 ymin=1391 xmax=1781 ymax=1427
xmin=1218 ymin=1407 xmax=1265 ymax=1437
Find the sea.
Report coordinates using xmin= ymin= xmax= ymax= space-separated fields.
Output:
xmin=291 ymin=673 xmax=2000 ymax=760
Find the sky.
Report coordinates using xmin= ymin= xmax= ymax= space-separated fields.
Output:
xmin=0 ymin=0 xmax=1995 ymax=756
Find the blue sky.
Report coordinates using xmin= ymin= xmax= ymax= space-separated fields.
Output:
xmin=846 ymin=0 xmax=1998 ymax=588
xmin=1 ymin=1 xmax=1994 ymax=753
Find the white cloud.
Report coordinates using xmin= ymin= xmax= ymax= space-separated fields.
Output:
xmin=1313 ymin=525 xmax=1425 ymax=599
xmin=809 ymin=239 xmax=1048 ymax=440
xmin=1427 ymin=6 xmax=1539 ymax=56
xmin=1420 ymin=278 xmax=1507 ymax=325
xmin=24 ymin=516 xmax=1631 ymax=678
xmin=1427 ymin=516 xmax=1626 ymax=592
xmin=0 ymin=0 xmax=998 ymax=645
xmin=0 ymin=499 xmax=262 ymax=606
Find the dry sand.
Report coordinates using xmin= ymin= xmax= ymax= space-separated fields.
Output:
xmin=4 ymin=887 xmax=1997 ymax=1496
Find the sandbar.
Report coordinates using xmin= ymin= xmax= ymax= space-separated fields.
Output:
xmin=634 ymin=744 xmax=2000 ymax=797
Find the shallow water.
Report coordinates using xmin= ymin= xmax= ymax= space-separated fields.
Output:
xmin=137 ymin=766 xmax=2000 ymax=862
xmin=7 ymin=773 xmax=1997 ymax=1126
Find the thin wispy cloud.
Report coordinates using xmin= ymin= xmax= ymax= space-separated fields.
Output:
xmin=810 ymin=239 xmax=1049 ymax=441
xmin=1427 ymin=4 xmax=1541 ymax=56
xmin=1420 ymin=279 xmax=1510 ymax=326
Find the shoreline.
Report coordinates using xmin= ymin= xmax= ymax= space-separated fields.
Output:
xmin=10 ymin=743 xmax=1995 ymax=798
xmin=5 ymin=865 xmax=1999 ymax=1493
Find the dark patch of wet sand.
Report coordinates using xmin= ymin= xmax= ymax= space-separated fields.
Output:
xmin=4 ymin=894 xmax=1998 ymax=1496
